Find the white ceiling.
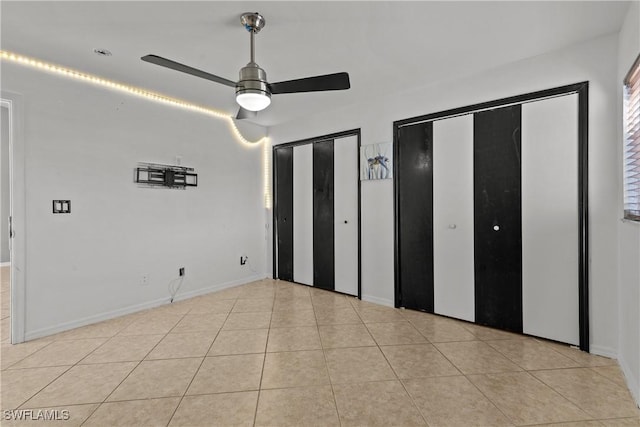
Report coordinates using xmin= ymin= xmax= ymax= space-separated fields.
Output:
xmin=0 ymin=1 xmax=630 ymax=127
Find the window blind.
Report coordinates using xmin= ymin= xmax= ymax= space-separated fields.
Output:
xmin=624 ymin=54 xmax=640 ymax=221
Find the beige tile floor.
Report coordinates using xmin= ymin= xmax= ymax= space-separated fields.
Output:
xmin=0 ymin=268 xmax=638 ymax=426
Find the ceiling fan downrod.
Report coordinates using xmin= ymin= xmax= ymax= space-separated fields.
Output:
xmin=237 ymin=12 xmax=271 ymax=111
xmin=241 ymin=12 xmax=265 ymax=65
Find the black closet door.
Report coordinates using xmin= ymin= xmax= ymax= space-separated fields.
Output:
xmin=275 ymin=147 xmax=294 ymax=281
xmin=396 ymin=122 xmax=434 ymax=312
xmin=313 ymin=140 xmax=335 ymax=290
xmin=474 ymin=105 xmax=523 ymax=332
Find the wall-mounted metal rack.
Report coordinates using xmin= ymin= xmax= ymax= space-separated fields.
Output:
xmin=135 ymin=162 xmax=198 ymax=189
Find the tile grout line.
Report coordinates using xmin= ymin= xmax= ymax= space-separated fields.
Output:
xmin=79 ymin=307 xmax=193 ymax=426
xmin=14 ymin=317 xmax=144 ymax=412
xmin=527 ymin=369 xmax=608 ymax=422
xmin=484 ymin=337 xmax=582 ymax=371
xmin=461 ymin=371 xmax=517 ymax=425
xmin=587 ymin=365 xmax=638 ymax=390
xmin=366 ymin=304 xmax=432 ymax=426
xmin=3 ymin=339 xmax=57 ymax=370
xmin=391 ymin=307 xmax=516 ymax=426
xmin=252 ymin=282 xmax=278 ymax=427
xmin=410 ymin=317 xmax=518 ymax=425
xmin=12 ymin=364 xmax=76 ymax=410
xmin=312 ymin=287 xmax=344 ymax=427
xmin=164 ymin=295 xmax=241 ymax=427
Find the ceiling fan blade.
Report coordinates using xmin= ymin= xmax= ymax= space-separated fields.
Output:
xmin=269 ymin=72 xmax=350 ymax=94
xmin=141 ymin=55 xmax=236 ymax=88
xmin=236 ymin=107 xmax=257 ymax=120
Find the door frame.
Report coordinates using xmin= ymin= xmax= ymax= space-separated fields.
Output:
xmin=272 ymin=128 xmax=362 ymax=299
xmin=393 ymin=82 xmax=589 ymax=351
xmin=2 ymin=91 xmax=26 ymax=344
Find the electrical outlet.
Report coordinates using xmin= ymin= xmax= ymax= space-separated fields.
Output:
xmin=240 ymin=255 xmax=248 ymax=266
xmin=141 ymin=274 xmax=149 ymax=286
xmin=179 ymin=267 xmax=185 ymax=276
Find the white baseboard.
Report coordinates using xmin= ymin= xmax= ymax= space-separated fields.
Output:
xmin=618 ymin=355 xmax=640 ymax=408
xmin=361 ymin=294 xmax=394 ymax=308
xmin=169 ymin=274 xmax=265 ymax=303
xmin=589 ymin=344 xmax=618 ymax=359
xmin=0 ymin=262 xmax=11 ymax=267
xmin=24 ymin=274 xmax=264 ymax=341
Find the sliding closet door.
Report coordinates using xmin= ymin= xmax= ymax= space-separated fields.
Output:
xmin=474 ymin=105 xmax=523 ymax=332
xmin=521 ymin=94 xmax=579 ymax=345
xmin=275 ymin=147 xmax=294 ymax=281
xmin=334 ymin=135 xmax=359 ymax=296
xmin=275 ymin=131 xmax=361 ymax=297
xmin=395 ymin=83 xmax=587 ymax=348
xmin=433 ymin=116 xmax=475 ymax=322
xmin=313 ymin=140 xmax=335 ymax=291
xmin=293 ymin=144 xmax=314 ymax=286
xmin=396 ymin=122 xmax=434 ymax=312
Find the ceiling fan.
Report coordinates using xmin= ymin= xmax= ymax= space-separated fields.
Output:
xmin=141 ymin=12 xmax=351 ymax=120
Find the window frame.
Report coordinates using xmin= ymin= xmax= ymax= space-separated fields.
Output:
xmin=623 ymin=53 xmax=640 ymax=222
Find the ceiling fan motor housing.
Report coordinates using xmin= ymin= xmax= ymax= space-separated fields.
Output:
xmin=236 ymin=64 xmax=271 ymax=110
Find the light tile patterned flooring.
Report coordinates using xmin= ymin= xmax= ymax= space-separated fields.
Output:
xmin=0 ymin=267 xmax=639 ymax=426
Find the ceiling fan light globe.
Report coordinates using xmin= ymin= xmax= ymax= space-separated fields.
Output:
xmin=236 ymin=91 xmax=271 ymax=111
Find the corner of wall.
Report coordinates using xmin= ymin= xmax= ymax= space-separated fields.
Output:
xmin=619 ymin=354 xmax=640 ymax=408
xmin=616 ymin=0 xmax=640 ymax=407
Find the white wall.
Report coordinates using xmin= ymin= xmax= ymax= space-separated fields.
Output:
xmin=269 ymin=32 xmax=621 ymax=357
xmin=2 ymin=63 xmax=267 ymax=340
xmin=617 ymin=1 xmax=640 ymax=406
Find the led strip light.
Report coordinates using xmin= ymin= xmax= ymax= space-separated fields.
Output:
xmin=0 ymin=50 xmax=268 ymax=146
xmin=1 ymin=50 xmax=273 ymax=208
xmin=263 ymin=141 xmax=272 ymax=209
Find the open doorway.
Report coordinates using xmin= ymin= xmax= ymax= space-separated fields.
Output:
xmin=2 ymin=93 xmax=25 ymax=344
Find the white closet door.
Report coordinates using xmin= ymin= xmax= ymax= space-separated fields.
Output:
xmin=293 ymin=144 xmax=314 ymax=285
xmin=522 ymin=94 xmax=579 ymax=345
xmin=334 ymin=135 xmax=359 ymax=296
xmin=433 ymin=115 xmax=475 ymax=322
